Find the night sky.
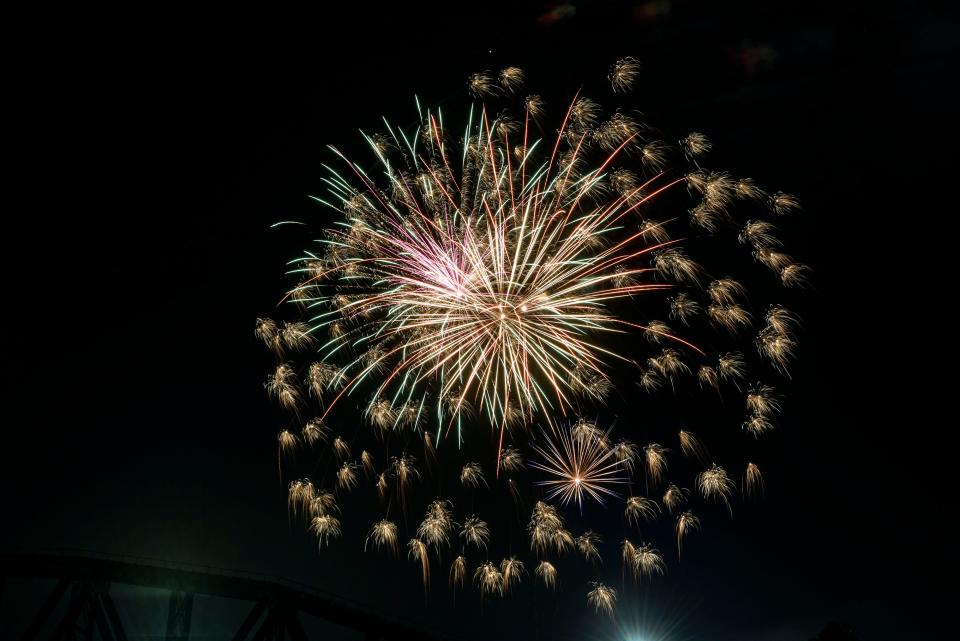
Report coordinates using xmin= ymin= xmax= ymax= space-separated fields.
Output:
xmin=2 ymin=2 xmax=956 ymax=639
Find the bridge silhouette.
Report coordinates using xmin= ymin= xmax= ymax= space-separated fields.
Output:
xmin=1 ymin=552 xmax=452 ymax=641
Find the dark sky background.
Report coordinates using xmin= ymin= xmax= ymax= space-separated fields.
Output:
xmin=2 ymin=2 xmax=956 ymax=639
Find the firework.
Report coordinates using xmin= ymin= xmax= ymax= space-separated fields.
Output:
xmin=625 ymin=495 xmax=659 ymax=526
xmin=460 ymin=462 xmax=488 ymax=488
xmin=587 ymin=582 xmax=617 ymax=616
xmin=697 ymin=365 xmax=719 ymax=392
xmin=474 ymin=561 xmax=504 ymax=599
xmin=739 ymin=220 xmax=780 ymax=249
xmin=365 ymin=519 xmax=399 ymax=555
xmin=680 ymin=132 xmax=711 ymax=160
xmin=718 ymin=352 xmax=747 ymax=382
xmin=527 ymin=501 xmax=575 ymax=555
xmin=499 ymin=67 xmax=526 ymax=93
xmin=336 ymin=462 xmax=358 ymax=491
xmin=744 ymin=462 xmax=764 ymax=499
xmin=450 ymin=555 xmax=467 ymax=589
xmin=408 ymin=538 xmax=430 ymax=590
xmin=746 ymin=385 xmax=780 ymax=416
xmin=460 ymin=516 xmax=491 ymax=550
xmin=633 ymin=543 xmax=666 ymax=579
xmin=611 ymin=439 xmax=639 ymax=473
xmin=697 ymin=464 xmax=735 ymax=516
xmin=644 ymin=443 xmax=670 ymax=488
xmin=676 ymin=511 xmax=700 ymax=558
xmin=259 ymin=60 xmax=810 ymax=608
xmin=266 ymin=364 xmax=302 ymax=411
xmin=361 ymin=450 xmax=375 ymax=476
xmin=417 ymin=500 xmax=454 ymax=550
xmin=288 ymin=479 xmax=315 ymax=521
xmin=678 ymin=430 xmax=708 ymax=462
xmin=575 ymin=531 xmax=603 ymax=563
xmin=609 ymin=56 xmax=641 ymax=92
xmin=669 ymin=293 xmax=700 ymax=325
xmin=743 ymin=414 xmax=774 ymax=436
xmin=499 ymin=446 xmax=525 ymax=472
xmin=662 ymin=484 xmax=688 ymax=514
xmin=500 ymin=556 xmax=526 ymax=592
xmin=310 ymin=514 xmax=341 ymax=547
xmin=310 ymin=490 xmax=337 ymax=517
xmin=302 ymin=418 xmax=330 ymax=446
xmin=530 ymin=424 xmax=629 ymax=508
xmin=332 ymin=436 xmax=351 ymax=459
xmin=770 ymin=191 xmax=801 ymax=215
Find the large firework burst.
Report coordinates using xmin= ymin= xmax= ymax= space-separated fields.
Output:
xmin=258 ymin=60 xmax=809 ymax=614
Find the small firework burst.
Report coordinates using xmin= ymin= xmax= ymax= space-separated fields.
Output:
xmin=365 ymin=398 xmax=396 ymax=431
xmin=678 ymin=430 xmax=708 ymax=462
xmin=644 ymin=443 xmax=670 ymax=488
xmin=467 ymin=71 xmax=496 ymax=98
xmin=407 ymin=538 xmax=430 ymax=590
xmin=663 ymin=484 xmax=688 ymax=514
xmin=360 ymin=450 xmax=375 ymax=476
xmin=267 ymin=364 xmax=302 ymax=411
xmin=310 ymin=514 xmax=341 ymax=547
xmin=527 ymin=501 xmax=575 ymax=556
xmin=417 ymin=500 xmax=454 ymax=550
xmin=498 ymin=66 xmax=526 ymax=93
xmin=460 ymin=462 xmax=488 ymax=489
xmin=643 ymin=320 xmax=673 ymax=344
xmin=310 ymin=490 xmax=337 ymax=517
xmin=255 ymin=318 xmax=281 ymax=353
xmin=332 ymin=436 xmax=351 ymax=459
xmin=625 ymin=495 xmax=659 ymax=526
xmin=743 ymin=414 xmax=775 ymax=436
xmin=680 ymin=132 xmax=712 ymax=160
xmin=525 ymin=94 xmax=546 ymax=119
xmin=500 ymin=556 xmax=526 ymax=593
xmin=707 ymin=278 xmax=747 ymax=305
xmin=633 ymin=543 xmax=666 ymax=579
xmin=745 ymin=462 xmax=765 ymax=499
xmin=667 ymin=293 xmax=701 ymax=325
xmin=449 ymin=555 xmax=467 ymax=589
xmin=535 ymin=560 xmax=558 ymax=590
xmin=697 ymin=464 xmax=735 ymax=515
xmin=740 ymin=220 xmax=781 ymax=249
xmin=575 ymin=531 xmax=603 ymax=563
xmin=611 ymin=439 xmax=639 ymax=473
xmin=698 ymin=365 xmax=719 ymax=391
xmin=676 ymin=511 xmax=700 ymax=557
xmin=499 ymin=446 xmax=525 ymax=473
xmin=302 ymin=418 xmax=330 ymax=446
xmin=365 ymin=519 xmax=399 ymax=555
xmin=746 ymin=384 xmax=780 ymax=416
xmin=474 ymin=561 xmax=504 ymax=599
xmin=770 ymin=191 xmax=801 ymax=215
xmin=336 ymin=462 xmax=358 ymax=491
xmin=653 ymin=248 xmax=702 ymax=284
xmin=609 ymin=56 xmax=641 ymax=92
xmin=460 ymin=516 xmax=491 ymax=550
xmin=287 ymin=479 xmax=315 ymax=521
xmin=530 ymin=424 xmax=629 ymax=508
xmin=718 ymin=352 xmax=747 ymax=383
xmin=587 ymin=582 xmax=617 ymax=616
